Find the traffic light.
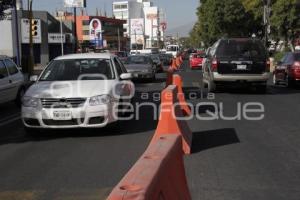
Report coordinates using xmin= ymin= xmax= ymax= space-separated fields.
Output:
xmin=31 ymin=20 xmax=38 ymax=36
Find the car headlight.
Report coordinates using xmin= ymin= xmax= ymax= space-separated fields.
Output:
xmin=22 ymin=96 xmax=39 ymax=108
xmin=89 ymin=95 xmax=111 ymax=106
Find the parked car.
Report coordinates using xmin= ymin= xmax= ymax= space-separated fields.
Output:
xmin=189 ymin=52 xmax=205 ymax=70
xmin=124 ymin=55 xmax=156 ymax=80
xmin=0 ymin=55 xmax=25 ymax=105
xmin=22 ymin=53 xmax=134 ymax=132
xmin=150 ymin=54 xmax=163 ymax=73
xmin=273 ymin=52 xmax=300 ymax=87
xmin=203 ymin=38 xmax=270 ymax=92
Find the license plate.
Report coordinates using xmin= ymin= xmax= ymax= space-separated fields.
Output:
xmin=53 ymin=111 xmax=72 ymax=121
xmin=237 ymin=64 xmax=247 ymax=70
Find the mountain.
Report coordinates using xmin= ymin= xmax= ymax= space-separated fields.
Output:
xmin=166 ymin=22 xmax=195 ymax=37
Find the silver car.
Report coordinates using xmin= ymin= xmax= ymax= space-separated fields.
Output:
xmin=0 ymin=56 xmax=25 ymax=105
xmin=124 ymin=55 xmax=156 ymax=80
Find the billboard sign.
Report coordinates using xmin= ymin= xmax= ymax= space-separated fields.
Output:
xmin=130 ymin=18 xmax=144 ymax=35
xmin=64 ymin=0 xmax=86 ymax=8
xmin=21 ymin=18 xmax=41 ymax=44
xmin=89 ymin=18 xmax=103 ymax=48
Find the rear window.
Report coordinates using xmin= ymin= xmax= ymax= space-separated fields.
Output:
xmin=217 ymin=40 xmax=266 ymax=58
xmin=294 ymin=53 xmax=300 ymax=61
xmin=194 ymin=53 xmax=205 ymax=58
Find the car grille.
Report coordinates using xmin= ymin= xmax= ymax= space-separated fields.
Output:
xmin=43 ymin=118 xmax=85 ymax=126
xmin=41 ymin=98 xmax=86 ymax=108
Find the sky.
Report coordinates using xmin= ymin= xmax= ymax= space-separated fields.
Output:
xmin=22 ymin=0 xmax=199 ymax=30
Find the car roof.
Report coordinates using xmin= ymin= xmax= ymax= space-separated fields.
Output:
xmin=54 ymin=53 xmax=113 ymax=60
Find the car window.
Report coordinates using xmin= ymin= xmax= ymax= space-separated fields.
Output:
xmin=4 ymin=59 xmax=19 ymax=75
xmin=294 ymin=53 xmax=300 ymax=61
xmin=39 ymin=59 xmax=114 ymax=81
xmin=280 ymin=54 xmax=288 ymax=63
xmin=285 ymin=53 xmax=294 ymax=64
xmin=114 ymin=57 xmax=123 ymax=77
xmin=0 ymin=61 xmax=8 ymax=79
xmin=217 ymin=40 xmax=266 ymax=58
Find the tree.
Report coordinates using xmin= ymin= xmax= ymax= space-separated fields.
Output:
xmin=0 ymin=0 xmax=13 ymax=20
xmin=195 ymin=0 xmax=252 ymax=47
xmin=271 ymin=0 xmax=300 ymax=49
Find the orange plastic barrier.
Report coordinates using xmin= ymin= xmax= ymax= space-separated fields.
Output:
xmin=165 ymin=68 xmax=174 ymax=88
xmin=152 ymin=85 xmax=192 ymax=155
xmin=175 ymin=57 xmax=181 ymax=69
xmin=172 ymin=74 xmax=192 ymax=116
xmin=171 ymin=58 xmax=177 ymax=70
xmin=107 ymin=135 xmax=191 ymax=200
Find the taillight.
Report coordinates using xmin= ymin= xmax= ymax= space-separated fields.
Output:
xmin=266 ymin=59 xmax=270 ymax=72
xmin=212 ymin=58 xmax=218 ymax=72
xmin=292 ymin=61 xmax=300 ymax=72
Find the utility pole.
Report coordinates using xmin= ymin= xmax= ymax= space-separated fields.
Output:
xmin=60 ymin=16 xmax=64 ymax=55
xmin=263 ymin=0 xmax=271 ymax=47
xmin=13 ymin=0 xmax=21 ymax=66
xmin=73 ymin=7 xmax=77 ymax=53
xmin=28 ymin=0 xmax=34 ymax=75
xmin=117 ymin=27 xmax=121 ymax=51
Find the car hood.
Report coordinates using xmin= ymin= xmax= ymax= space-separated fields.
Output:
xmin=25 ymin=80 xmax=116 ymax=98
xmin=125 ymin=64 xmax=151 ymax=71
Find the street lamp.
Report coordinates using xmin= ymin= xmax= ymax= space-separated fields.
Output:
xmin=28 ymin=0 xmax=34 ymax=75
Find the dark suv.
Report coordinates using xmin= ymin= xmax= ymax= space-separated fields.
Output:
xmin=203 ymin=38 xmax=270 ymax=92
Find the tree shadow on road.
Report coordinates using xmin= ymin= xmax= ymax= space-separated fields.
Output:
xmin=192 ymin=128 xmax=240 ymax=154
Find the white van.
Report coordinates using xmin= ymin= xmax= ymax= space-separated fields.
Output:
xmin=166 ymin=45 xmax=180 ymax=58
xmin=0 ymin=56 xmax=25 ymax=105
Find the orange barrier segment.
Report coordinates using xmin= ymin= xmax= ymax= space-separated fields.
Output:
xmin=107 ymin=134 xmax=191 ymax=200
xmin=171 ymin=58 xmax=177 ymax=70
xmin=172 ymin=74 xmax=192 ymax=116
xmin=175 ymin=56 xmax=181 ymax=69
xmin=152 ymin=85 xmax=192 ymax=155
xmin=165 ymin=68 xmax=174 ymax=88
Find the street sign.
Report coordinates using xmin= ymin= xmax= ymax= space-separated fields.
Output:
xmin=21 ymin=18 xmax=41 ymax=44
xmin=48 ymin=33 xmax=66 ymax=43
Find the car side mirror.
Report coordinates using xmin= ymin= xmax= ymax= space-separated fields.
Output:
xmin=30 ymin=75 xmax=38 ymax=82
xmin=120 ymin=73 xmax=133 ymax=80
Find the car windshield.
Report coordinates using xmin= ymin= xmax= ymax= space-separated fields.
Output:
xmin=39 ymin=59 xmax=114 ymax=81
xmin=150 ymin=55 xmax=160 ymax=62
xmin=217 ymin=40 xmax=266 ymax=58
xmin=126 ymin=56 xmax=150 ymax=64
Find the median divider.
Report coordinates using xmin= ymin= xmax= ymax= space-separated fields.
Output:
xmin=107 ymin=134 xmax=191 ymax=200
xmin=151 ymin=85 xmax=192 ymax=155
xmin=107 ymin=76 xmax=193 ymax=200
xmin=172 ymin=74 xmax=192 ymax=116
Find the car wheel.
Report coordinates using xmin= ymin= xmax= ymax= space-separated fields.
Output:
xmin=15 ymin=87 xmax=25 ymax=107
xmin=286 ymin=75 xmax=295 ymax=88
xmin=273 ymin=74 xmax=278 ymax=85
xmin=256 ymin=84 xmax=267 ymax=94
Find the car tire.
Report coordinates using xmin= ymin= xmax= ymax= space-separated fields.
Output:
xmin=286 ymin=75 xmax=295 ymax=88
xmin=15 ymin=86 xmax=26 ymax=107
xmin=256 ymin=84 xmax=267 ymax=94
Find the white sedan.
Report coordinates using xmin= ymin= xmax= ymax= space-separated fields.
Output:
xmin=22 ymin=53 xmax=134 ymax=132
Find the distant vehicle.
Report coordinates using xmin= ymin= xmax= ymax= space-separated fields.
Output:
xmin=150 ymin=54 xmax=163 ymax=73
xmin=273 ymin=52 xmax=300 ymax=87
xmin=22 ymin=53 xmax=134 ymax=132
xmin=130 ymin=48 xmax=159 ymax=55
xmin=166 ymin=45 xmax=180 ymax=58
xmin=203 ymin=38 xmax=270 ymax=93
xmin=159 ymin=53 xmax=173 ymax=66
xmin=0 ymin=56 xmax=25 ymax=105
xmin=124 ymin=55 xmax=156 ymax=81
xmin=189 ymin=52 xmax=205 ymax=70
xmin=114 ymin=51 xmax=129 ymax=63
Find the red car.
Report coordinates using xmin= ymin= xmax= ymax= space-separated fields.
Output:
xmin=189 ymin=52 xmax=205 ymax=69
xmin=273 ymin=52 xmax=300 ymax=87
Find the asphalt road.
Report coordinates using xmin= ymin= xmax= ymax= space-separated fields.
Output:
xmin=0 ymin=62 xmax=300 ymax=200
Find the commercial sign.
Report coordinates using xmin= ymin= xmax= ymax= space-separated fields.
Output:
xmin=48 ymin=33 xmax=66 ymax=43
xmin=89 ymin=18 xmax=103 ymax=48
xmin=64 ymin=0 xmax=86 ymax=8
xmin=130 ymin=18 xmax=144 ymax=35
xmin=21 ymin=18 xmax=41 ymax=44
